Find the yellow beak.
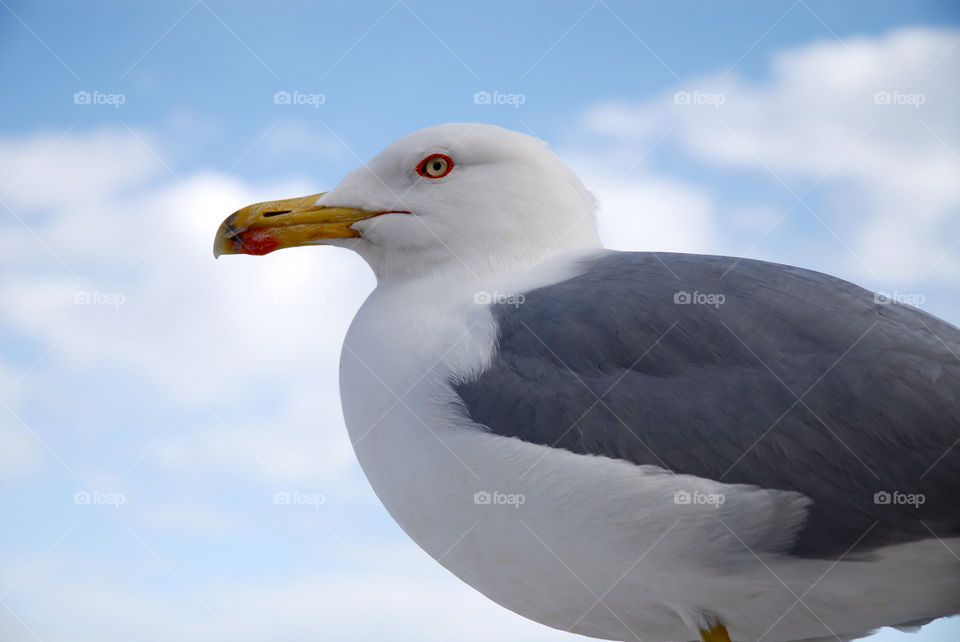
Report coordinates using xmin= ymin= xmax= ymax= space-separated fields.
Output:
xmin=213 ymin=192 xmax=392 ymax=257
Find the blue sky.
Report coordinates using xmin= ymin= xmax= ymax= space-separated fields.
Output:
xmin=1 ymin=1 xmax=959 ymax=640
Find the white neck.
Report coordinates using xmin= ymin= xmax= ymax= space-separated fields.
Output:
xmin=336 ymin=227 xmax=603 ymax=288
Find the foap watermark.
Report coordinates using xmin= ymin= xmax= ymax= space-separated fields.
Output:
xmin=474 ymin=290 xmax=525 ymax=308
xmin=473 ymin=490 xmax=525 ymax=508
xmin=873 ymin=90 xmax=926 ymax=108
xmin=74 ymin=290 xmax=125 ymax=308
xmin=674 ymin=90 xmax=725 ymax=109
xmin=873 ymin=490 xmax=925 ymax=508
xmin=473 ymin=90 xmax=526 ymax=108
xmin=874 ymin=290 xmax=926 ymax=307
xmin=273 ymin=90 xmax=325 ymax=108
xmin=674 ymin=290 xmax=725 ymax=308
xmin=74 ymin=490 xmax=126 ymax=508
xmin=273 ymin=490 xmax=325 ymax=507
xmin=73 ymin=90 xmax=126 ymax=108
xmin=673 ymin=490 xmax=725 ymax=507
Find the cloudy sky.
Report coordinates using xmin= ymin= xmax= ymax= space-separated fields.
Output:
xmin=1 ymin=1 xmax=959 ymax=640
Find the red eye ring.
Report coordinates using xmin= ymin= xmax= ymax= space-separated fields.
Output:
xmin=416 ymin=153 xmax=454 ymax=179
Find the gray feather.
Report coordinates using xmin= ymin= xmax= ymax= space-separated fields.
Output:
xmin=453 ymin=251 xmax=960 ymax=558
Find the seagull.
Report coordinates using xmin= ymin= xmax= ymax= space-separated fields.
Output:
xmin=214 ymin=123 xmax=960 ymax=642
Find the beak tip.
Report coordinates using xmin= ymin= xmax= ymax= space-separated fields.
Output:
xmin=213 ymin=232 xmax=226 ymax=259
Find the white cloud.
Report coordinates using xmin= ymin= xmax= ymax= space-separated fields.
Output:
xmin=0 ymin=127 xmax=370 ymax=487
xmin=0 ymin=360 xmax=44 ymax=477
xmin=583 ymin=27 xmax=960 ymax=284
xmin=0 ymin=127 xmax=162 ymax=216
xmin=135 ymin=499 xmax=248 ymax=536
xmin=561 ymin=135 xmax=721 ymax=256
xmin=152 ymin=382 xmax=357 ymax=484
xmin=6 ymin=545 xmax=582 ymax=642
xmin=0 ymin=417 xmax=44 ymax=478
xmin=587 ymin=172 xmax=717 ymax=254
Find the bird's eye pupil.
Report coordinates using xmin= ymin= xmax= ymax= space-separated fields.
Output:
xmin=417 ymin=153 xmax=453 ymax=178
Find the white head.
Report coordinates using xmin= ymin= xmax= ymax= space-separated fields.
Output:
xmin=214 ymin=123 xmax=601 ymax=283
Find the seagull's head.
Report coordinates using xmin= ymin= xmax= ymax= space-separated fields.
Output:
xmin=214 ymin=123 xmax=600 ymax=281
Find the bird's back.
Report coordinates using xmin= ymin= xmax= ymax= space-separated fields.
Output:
xmin=455 ymin=251 xmax=960 ymax=557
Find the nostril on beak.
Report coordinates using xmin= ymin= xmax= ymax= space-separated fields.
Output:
xmin=263 ymin=210 xmax=292 ymax=218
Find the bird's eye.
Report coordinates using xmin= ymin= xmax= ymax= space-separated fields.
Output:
xmin=416 ymin=153 xmax=453 ymax=179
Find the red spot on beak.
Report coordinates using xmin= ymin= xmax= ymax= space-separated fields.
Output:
xmin=238 ymin=229 xmax=280 ymax=255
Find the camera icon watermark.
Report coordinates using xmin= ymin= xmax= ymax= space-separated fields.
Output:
xmin=873 ymin=290 xmax=925 ymax=307
xmin=273 ymin=90 xmax=325 ymax=108
xmin=73 ymin=90 xmax=126 ymax=109
xmin=74 ymin=490 xmax=126 ymax=508
xmin=674 ymin=290 xmax=725 ymax=308
xmin=673 ymin=90 xmax=725 ymax=109
xmin=473 ymin=490 xmax=525 ymax=508
xmin=873 ymin=490 xmax=924 ymax=508
xmin=673 ymin=490 xmax=725 ymax=507
xmin=273 ymin=490 xmax=325 ymax=507
xmin=473 ymin=90 xmax=525 ymax=108
xmin=73 ymin=290 xmax=125 ymax=308
xmin=473 ymin=290 xmax=525 ymax=308
xmin=873 ymin=90 xmax=926 ymax=108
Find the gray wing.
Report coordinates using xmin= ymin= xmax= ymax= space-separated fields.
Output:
xmin=453 ymin=251 xmax=960 ymax=558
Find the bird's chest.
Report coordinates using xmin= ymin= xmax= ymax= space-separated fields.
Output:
xmin=338 ymin=289 xmax=493 ymax=442
xmin=338 ymin=289 xmax=499 ymax=543
xmin=336 ymin=289 xmax=708 ymax=641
